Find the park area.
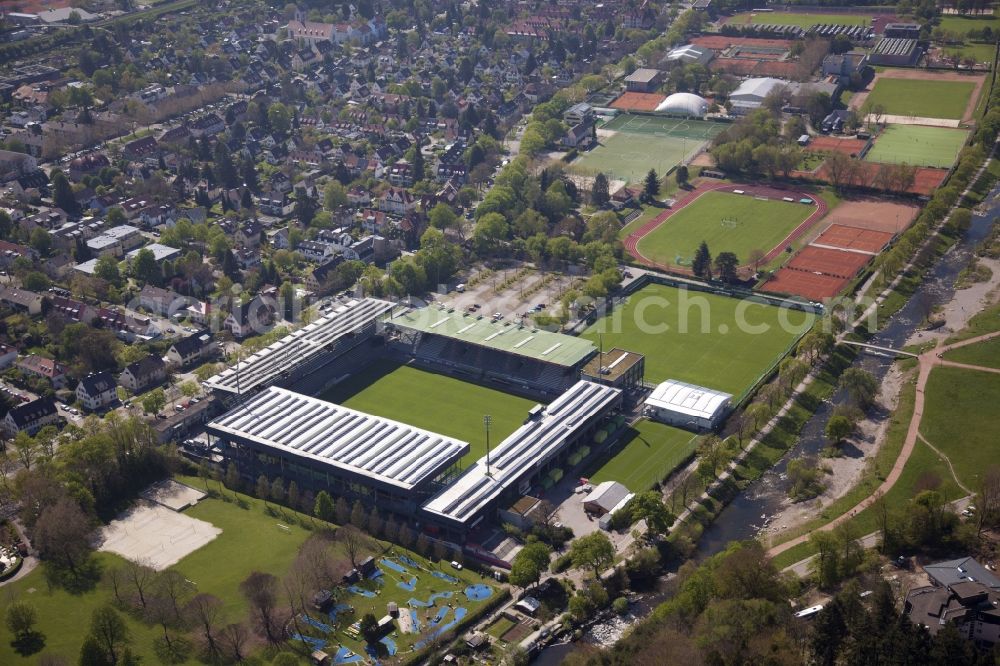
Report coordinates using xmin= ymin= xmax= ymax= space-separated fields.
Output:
xmin=866 ymin=125 xmax=970 ymax=169
xmin=587 ymin=419 xmax=698 ymax=492
xmin=633 ymin=190 xmax=817 ymax=268
xmin=320 ymin=359 xmax=537 ymax=465
xmin=580 ymin=283 xmax=814 ymax=398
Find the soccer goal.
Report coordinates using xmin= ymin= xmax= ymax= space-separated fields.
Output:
xmin=720 ymin=217 xmax=738 ymax=229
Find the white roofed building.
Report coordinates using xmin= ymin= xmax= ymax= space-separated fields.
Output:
xmin=655 ymin=92 xmax=709 ymax=118
xmin=729 ymin=77 xmax=788 ymax=115
xmin=645 ymin=379 xmax=732 ymax=430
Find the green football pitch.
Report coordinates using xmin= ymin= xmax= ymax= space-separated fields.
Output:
xmin=865 ymin=124 xmax=969 ymax=169
xmin=743 ymin=11 xmax=872 ymax=28
xmin=863 ymin=78 xmax=975 ymax=120
xmin=635 ymin=191 xmax=815 ymax=267
xmin=588 ymin=419 xmax=698 ymax=491
xmin=320 ymin=358 xmax=538 ymax=465
xmin=581 ymin=284 xmax=814 ymax=397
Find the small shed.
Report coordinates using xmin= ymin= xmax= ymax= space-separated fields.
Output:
xmin=583 ymin=481 xmax=632 ymax=516
xmin=312 ymin=589 xmax=333 ymax=612
xmin=358 ymin=556 xmax=377 ymax=577
xmin=387 ymin=601 xmax=399 ymax=617
xmin=514 ymin=596 xmax=541 ymax=616
xmin=466 ymin=632 xmax=490 ymax=651
xmin=311 ymin=650 xmax=331 ymax=665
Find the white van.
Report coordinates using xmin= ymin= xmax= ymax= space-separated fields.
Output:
xmin=456 ymin=283 xmax=466 ymax=292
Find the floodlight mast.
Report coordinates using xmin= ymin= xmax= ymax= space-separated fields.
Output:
xmin=484 ymin=414 xmax=492 ymax=477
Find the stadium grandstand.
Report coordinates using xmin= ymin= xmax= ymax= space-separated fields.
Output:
xmin=422 ymin=380 xmax=622 ymax=538
xmin=206 ymin=386 xmax=470 ymax=513
xmin=385 ymin=306 xmax=598 ymax=397
xmin=203 ymin=298 xmax=394 ymax=400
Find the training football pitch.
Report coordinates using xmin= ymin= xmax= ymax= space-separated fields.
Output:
xmin=588 ymin=419 xmax=698 ymax=491
xmin=739 ymin=11 xmax=872 ymax=27
xmin=865 ymin=125 xmax=969 ymax=169
xmin=863 ymin=78 xmax=975 ymax=120
xmin=572 ymin=132 xmax=701 ymax=184
xmin=636 ymin=191 xmax=815 ymax=267
xmin=581 ymin=284 xmax=814 ymax=397
xmin=320 ymin=358 xmax=537 ymax=465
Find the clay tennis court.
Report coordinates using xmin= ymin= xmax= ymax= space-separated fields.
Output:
xmin=814 ymin=224 xmax=895 ymax=254
xmin=611 ymin=92 xmax=667 ymax=112
xmin=764 ymin=270 xmax=849 ymax=301
xmin=821 ymin=199 xmax=919 ymax=234
xmin=787 ymin=246 xmax=872 ymax=278
xmin=802 ymin=161 xmax=948 ymax=196
xmin=806 ymin=136 xmax=867 ymax=156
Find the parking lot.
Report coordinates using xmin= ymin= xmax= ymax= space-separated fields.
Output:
xmin=437 ymin=265 xmax=582 ymax=325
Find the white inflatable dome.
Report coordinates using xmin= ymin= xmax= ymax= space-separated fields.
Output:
xmin=656 ymin=92 xmax=708 ymax=117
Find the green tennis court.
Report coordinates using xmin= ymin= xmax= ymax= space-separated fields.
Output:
xmin=635 ymin=191 xmax=815 ymax=267
xmin=863 ymin=78 xmax=975 ymax=120
xmin=865 ymin=125 xmax=969 ymax=169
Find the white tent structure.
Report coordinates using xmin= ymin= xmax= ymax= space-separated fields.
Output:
xmin=644 ymin=379 xmax=732 ymax=430
xmin=655 ymin=92 xmax=708 ymax=117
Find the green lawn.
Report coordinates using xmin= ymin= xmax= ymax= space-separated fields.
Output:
xmin=942 ymin=41 xmax=997 ymax=63
xmin=580 ymin=284 xmax=814 ymax=397
xmin=319 ymin=359 xmax=538 ymax=465
xmin=745 ymin=11 xmax=872 ymax=27
xmin=866 ymin=125 xmax=969 ymax=169
xmin=938 ymin=15 xmax=1000 ymax=36
xmin=863 ymin=78 xmax=975 ymax=120
xmin=0 ymin=484 xmax=497 ymax=664
xmin=921 ymin=365 xmax=1000 ymax=488
xmin=588 ymin=419 xmax=697 ymax=491
xmin=635 ymin=191 xmax=815 ymax=267
xmin=485 ymin=616 xmax=516 ymax=640
xmin=942 ymin=336 xmax=1000 ymax=369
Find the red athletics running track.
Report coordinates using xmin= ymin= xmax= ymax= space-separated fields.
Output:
xmin=623 ymin=182 xmax=829 ymax=275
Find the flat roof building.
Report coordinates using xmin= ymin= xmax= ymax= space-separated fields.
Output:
xmin=624 ymin=68 xmax=665 ymax=93
xmin=581 ymin=348 xmax=644 ymax=392
xmin=207 ymin=387 xmax=469 ymax=513
xmin=645 ymin=379 xmax=731 ymax=431
xmin=422 ymin=381 xmax=621 ymax=536
xmin=204 ymin=298 xmax=394 ymax=397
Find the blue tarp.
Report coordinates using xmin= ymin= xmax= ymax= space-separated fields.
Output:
xmin=380 ymin=558 xmax=408 ymax=574
xmin=432 ymin=571 xmax=459 ymax=583
xmin=396 ymin=576 xmax=418 ymax=591
xmin=347 ymin=585 xmax=377 ymax=598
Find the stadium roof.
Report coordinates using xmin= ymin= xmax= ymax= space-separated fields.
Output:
xmin=422 ymin=381 xmax=621 ymax=527
xmin=204 ymin=298 xmax=394 ymax=395
xmin=389 ymin=307 xmax=597 ymax=368
xmin=646 ymin=380 xmax=731 ymax=420
xmin=207 ymin=387 xmax=469 ymax=491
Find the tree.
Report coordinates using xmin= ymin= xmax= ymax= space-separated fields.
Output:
xmin=184 ymin=593 xmax=224 ymax=663
xmin=630 ymin=491 xmax=675 ymax=538
xmin=508 ymin=541 xmax=551 ymax=590
xmin=826 ymin=415 xmax=854 ymax=445
xmin=359 ymin=612 xmax=381 ymax=645
xmin=314 ymin=490 xmax=335 ymax=522
xmin=839 ymin=368 xmax=878 ymax=408
xmin=240 ymin=571 xmax=282 ymax=644
xmin=30 ymin=228 xmax=53 ymax=256
xmin=349 ymin=500 xmax=367 ymax=529
xmin=713 ymin=251 xmax=739 ymax=284
xmin=141 ymin=388 xmax=166 ymax=415
xmin=33 ymin=498 xmax=92 ymax=573
xmin=428 ymin=202 xmax=458 ymax=231
xmin=267 ymin=103 xmax=292 ymax=136
xmin=675 ymin=164 xmax=689 ymax=185
xmin=52 ymin=171 xmax=77 ymax=214
xmin=643 ymin=168 xmax=660 ymax=201
xmin=270 ymin=477 xmax=285 ymax=505
xmin=130 ymin=248 xmax=160 ymax=286
xmin=86 ymin=605 xmax=132 ymax=666
xmin=6 ymin=600 xmax=38 ymax=639
xmin=569 ymin=532 xmax=615 ymax=579
xmin=337 ymin=524 xmax=371 ymax=568
xmin=590 ymin=172 xmax=610 ymax=207
xmin=94 ymin=255 xmax=121 ymax=286
xmin=691 ymin=241 xmax=712 ymax=279
xmin=324 ymin=181 xmax=347 ymax=210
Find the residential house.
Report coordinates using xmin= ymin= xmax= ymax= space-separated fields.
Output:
xmin=68 ymin=153 xmax=110 ymax=181
xmin=378 ymin=187 xmax=418 ymax=214
xmin=0 ymin=344 xmax=18 ymax=370
xmin=188 ymin=113 xmax=226 ymax=138
xmin=0 ymin=149 xmax=38 ymax=180
xmin=3 ymin=397 xmax=60 ymax=437
xmin=0 ymin=287 xmax=43 ymax=315
xmin=139 ymin=284 xmax=183 ymax=317
xmin=563 ymin=102 xmax=594 ymax=126
xmin=122 ymin=136 xmax=159 ymax=162
xmin=562 ymin=121 xmax=595 ymax=149
xmin=76 ymin=371 xmax=117 ymax=411
xmin=16 ymin=354 xmax=68 ymax=389
xmin=119 ymin=354 xmax=167 ymax=394
xmin=165 ymin=331 xmax=217 ymax=368
xmin=224 ymin=294 xmax=275 ymax=338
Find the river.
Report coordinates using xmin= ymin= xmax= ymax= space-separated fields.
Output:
xmin=533 ymin=188 xmax=1000 ymax=664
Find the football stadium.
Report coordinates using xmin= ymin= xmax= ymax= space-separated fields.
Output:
xmin=204 ymin=299 xmax=627 ymax=543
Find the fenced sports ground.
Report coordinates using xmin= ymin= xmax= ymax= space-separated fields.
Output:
xmin=570 ymin=115 xmax=729 ymax=183
xmin=579 ymin=283 xmax=815 ymax=397
xmin=865 ymin=124 xmax=970 ymax=169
